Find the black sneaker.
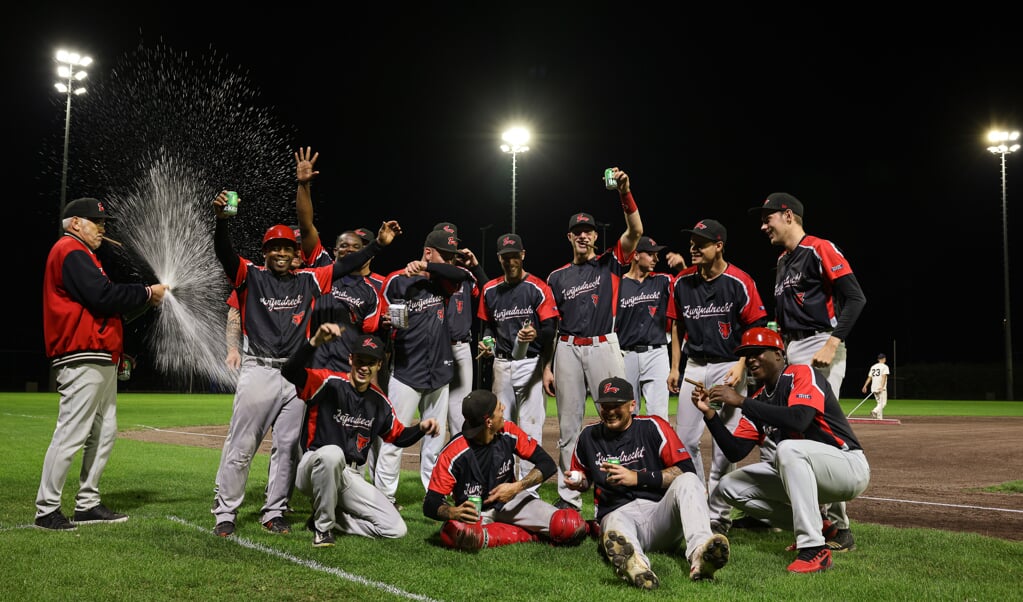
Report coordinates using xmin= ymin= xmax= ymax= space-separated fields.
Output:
xmin=262 ymin=516 xmax=291 ymax=534
xmin=35 ymin=509 xmax=77 ymax=531
xmin=214 ymin=521 xmax=235 ymax=537
xmin=73 ymin=504 xmax=128 ymax=525
xmin=312 ymin=528 xmax=335 ymax=547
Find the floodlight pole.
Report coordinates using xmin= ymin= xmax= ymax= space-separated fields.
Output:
xmin=500 ymin=127 xmax=530 ymax=234
xmin=987 ymin=129 xmax=1020 ymax=400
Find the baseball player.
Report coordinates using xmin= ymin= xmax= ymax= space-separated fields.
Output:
xmin=666 ymin=219 xmax=767 ymax=535
xmin=751 ymin=192 xmax=867 ymax=551
xmin=281 ymin=325 xmax=438 ymax=545
xmin=862 ymin=353 xmax=890 ymax=419
xmin=544 ymin=166 xmax=642 ymax=510
xmin=615 ymin=235 xmax=673 ymax=420
xmin=567 ymin=377 xmax=730 ymax=590
xmin=37 ymin=198 xmax=169 ymax=530
xmin=695 ymin=327 xmax=870 ymax=573
xmin=430 ymin=222 xmax=488 ymax=439
xmin=209 ymin=190 xmax=401 ymax=537
xmin=424 ymin=389 xmax=590 ymax=550
xmin=374 ymin=230 xmax=474 ymax=503
xmin=476 ymin=232 xmax=559 ymax=482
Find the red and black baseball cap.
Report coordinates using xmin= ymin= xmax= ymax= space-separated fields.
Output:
xmin=681 ymin=219 xmax=727 ymax=244
xmin=594 ymin=376 xmax=634 ymax=405
xmin=568 ymin=212 xmax=597 ymax=231
xmin=462 ymin=389 xmax=498 ymax=438
xmin=496 ymin=232 xmax=524 ymax=254
xmin=425 ymin=229 xmax=459 ymax=253
xmin=353 ymin=226 xmax=374 ymax=245
xmin=352 ymin=334 xmax=385 ymax=361
xmin=749 ymin=192 xmax=804 ymax=218
xmin=433 ymin=222 xmax=459 ymax=238
xmin=635 ymin=236 xmax=666 ymax=253
xmin=63 ymin=197 xmax=116 ymax=220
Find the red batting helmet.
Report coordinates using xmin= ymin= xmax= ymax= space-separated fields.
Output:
xmin=262 ymin=224 xmax=298 ymax=250
xmin=734 ymin=327 xmax=784 ymax=356
xmin=548 ymin=508 xmax=587 ymax=545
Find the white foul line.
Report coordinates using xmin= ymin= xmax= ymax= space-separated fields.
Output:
xmin=168 ymin=516 xmax=444 ymax=602
xmin=859 ymin=495 xmax=1023 ymax=514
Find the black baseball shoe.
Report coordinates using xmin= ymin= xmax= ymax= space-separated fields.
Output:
xmin=73 ymin=504 xmax=128 ymax=525
xmin=214 ymin=521 xmax=235 ymax=537
xmin=35 ymin=509 xmax=77 ymax=531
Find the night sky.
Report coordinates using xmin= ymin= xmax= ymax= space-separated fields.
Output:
xmin=6 ymin=6 xmax=1023 ymax=395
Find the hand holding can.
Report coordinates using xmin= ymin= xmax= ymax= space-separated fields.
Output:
xmin=604 ymin=168 xmax=618 ymax=190
xmin=223 ymin=191 xmax=239 ymax=216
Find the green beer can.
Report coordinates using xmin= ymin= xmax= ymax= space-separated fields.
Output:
xmin=223 ymin=190 xmax=239 ymax=216
xmin=468 ymin=495 xmax=482 ymax=521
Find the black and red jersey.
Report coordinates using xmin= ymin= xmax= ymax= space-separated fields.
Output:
xmin=615 ymin=272 xmax=672 ymax=348
xmin=667 ymin=263 xmax=767 ymax=359
xmin=477 ymin=273 xmax=559 ymax=356
xmin=774 ymin=235 xmax=854 ymax=333
xmin=547 ymin=241 xmax=632 ymax=337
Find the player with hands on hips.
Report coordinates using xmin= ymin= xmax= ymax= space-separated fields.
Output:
xmin=862 ymin=353 xmax=889 ymax=419
xmin=693 ymin=327 xmax=870 ymax=574
xmin=567 ymin=377 xmax=730 ymax=590
xmin=423 ymin=390 xmax=592 ymax=551
xmin=282 ymin=324 xmax=438 ymax=546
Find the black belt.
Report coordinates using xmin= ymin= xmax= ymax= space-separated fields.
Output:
xmin=621 ymin=344 xmax=664 ymax=353
xmin=253 ymin=357 xmax=288 ymax=368
xmin=784 ymin=329 xmax=832 ymax=342
xmin=496 ymin=351 xmax=539 ymax=360
xmin=451 ymin=339 xmax=471 ymax=345
xmin=688 ymin=354 xmax=733 ymax=365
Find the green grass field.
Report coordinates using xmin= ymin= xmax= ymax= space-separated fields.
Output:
xmin=2 ymin=392 xmax=1021 ymax=601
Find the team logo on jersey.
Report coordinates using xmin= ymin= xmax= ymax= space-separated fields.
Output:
xmin=357 ymin=433 xmax=370 ymax=451
xmin=437 ymin=309 xmax=445 ymax=320
xmin=591 ymin=294 xmax=599 ymax=306
xmin=456 ymin=299 xmax=464 ymax=314
xmin=648 ymin=306 xmax=658 ymax=318
xmin=291 ymin=311 xmax=305 ymax=325
xmin=718 ymin=321 xmax=731 ymax=339
xmin=795 ymin=292 xmax=805 ymax=306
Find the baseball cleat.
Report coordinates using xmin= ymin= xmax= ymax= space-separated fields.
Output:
xmin=787 ymin=546 xmax=832 ymax=573
xmin=73 ymin=503 xmax=128 ymax=525
xmin=602 ymin=530 xmax=659 ymax=590
xmin=312 ymin=528 xmax=336 ymax=547
xmin=214 ymin=521 xmax=235 ymax=537
xmin=34 ymin=509 xmax=77 ymax=531
xmin=690 ymin=533 xmax=729 ymax=581
xmin=262 ymin=516 xmax=291 ymax=534
xmin=826 ymin=528 xmax=856 ymax=552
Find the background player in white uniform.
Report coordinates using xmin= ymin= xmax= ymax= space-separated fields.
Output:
xmin=477 ymin=233 xmax=559 ymax=481
xmin=282 ymin=326 xmax=438 ymax=546
xmin=862 ymin=353 xmax=890 ymax=419
xmin=544 ymin=166 xmax=642 ymax=510
xmin=666 ymin=218 xmax=767 ymax=535
xmin=423 ymin=389 xmax=589 ymax=550
xmin=566 ymin=377 xmax=729 ymax=590
xmin=751 ymin=192 xmax=867 ymax=551
xmin=695 ymin=327 xmax=869 ymax=574
xmin=615 ymin=235 xmax=672 ymax=420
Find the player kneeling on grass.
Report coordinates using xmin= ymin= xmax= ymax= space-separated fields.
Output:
xmin=567 ymin=377 xmax=729 ymax=591
xmin=694 ymin=327 xmax=870 ymax=574
xmin=423 ymin=389 xmax=593 ymax=551
xmin=281 ymin=323 xmax=439 ymax=547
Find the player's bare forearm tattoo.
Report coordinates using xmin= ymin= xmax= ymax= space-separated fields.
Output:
xmin=660 ymin=466 xmax=683 ymax=488
xmin=225 ymin=307 xmax=241 ymax=351
xmin=519 ymin=468 xmax=544 ymax=490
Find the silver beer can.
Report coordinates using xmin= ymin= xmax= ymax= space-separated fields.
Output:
xmin=388 ymin=301 xmax=409 ymax=329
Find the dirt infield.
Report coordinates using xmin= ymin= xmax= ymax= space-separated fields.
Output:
xmin=122 ymin=415 xmax=1023 ymax=542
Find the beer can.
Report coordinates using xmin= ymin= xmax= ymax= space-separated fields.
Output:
xmin=223 ymin=191 xmax=239 ymax=216
xmin=604 ymin=168 xmax=618 ymax=190
xmin=117 ymin=356 xmax=133 ymax=382
xmin=482 ymin=336 xmax=496 ymax=351
xmin=605 ymin=457 xmax=621 ymax=466
xmin=766 ymin=321 xmax=779 ymax=332
xmin=388 ymin=301 xmax=409 ymax=329
xmin=512 ymin=318 xmax=531 ymax=360
xmin=468 ymin=495 xmax=482 ymax=521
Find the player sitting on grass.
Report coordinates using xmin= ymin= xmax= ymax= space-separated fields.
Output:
xmin=423 ymin=389 xmax=593 ymax=551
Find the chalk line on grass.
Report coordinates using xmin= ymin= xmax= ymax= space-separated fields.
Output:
xmin=168 ymin=516 xmax=443 ymax=602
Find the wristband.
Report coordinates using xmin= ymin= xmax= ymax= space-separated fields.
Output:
xmin=620 ymin=191 xmax=637 ymax=214
xmin=637 ymin=470 xmax=662 ymax=488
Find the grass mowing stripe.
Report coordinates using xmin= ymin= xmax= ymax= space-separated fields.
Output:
xmin=168 ymin=516 xmax=445 ymax=602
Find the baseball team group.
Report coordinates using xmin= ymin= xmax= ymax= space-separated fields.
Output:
xmin=37 ymin=146 xmax=893 ymax=590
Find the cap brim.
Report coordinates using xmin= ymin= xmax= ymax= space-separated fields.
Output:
xmin=594 ymin=397 xmax=630 ymax=405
